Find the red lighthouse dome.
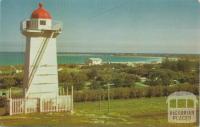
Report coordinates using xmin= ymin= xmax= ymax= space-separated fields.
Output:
xmin=31 ymin=3 xmax=52 ymax=19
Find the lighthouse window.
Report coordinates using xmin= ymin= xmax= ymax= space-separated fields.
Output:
xmin=40 ymin=20 xmax=46 ymax=25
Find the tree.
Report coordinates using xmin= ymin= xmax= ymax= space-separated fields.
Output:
xmin=177 ymin=59 xmax=192 ymax=72
xmin=1 ymin=77 xmax=16 ymax=88
xmin=146 ymin=69 xmax=178 ymax=86
xmin=14 ymin=72 xmax=23 ymax=87
xmin=87 ymin=68 xmax=98 ymax=79
xmin=71 ymin=72 xmax=88 ymax=90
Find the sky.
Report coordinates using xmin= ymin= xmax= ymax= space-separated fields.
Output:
xmin=0 ymin=0 xmax=200 ymax=54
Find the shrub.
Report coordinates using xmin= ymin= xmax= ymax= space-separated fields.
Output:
xmin=0 ymin=97 xmax=7 ymax=107
xmin=73 ymin=84 xmax=198 ymax=102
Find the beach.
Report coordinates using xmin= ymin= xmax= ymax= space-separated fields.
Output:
xmin=0 ymin=52 xmax=162 ymax=65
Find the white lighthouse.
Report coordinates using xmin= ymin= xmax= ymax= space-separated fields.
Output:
xmin=21 ymin=3 xmax=61 ymax=98
xmin=7 ymin=3 xmax=73 ymax=115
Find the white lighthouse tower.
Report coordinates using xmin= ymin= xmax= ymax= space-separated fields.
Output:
xmin=21 ymin=3 xmax=61 ymax=98
xmin=7 ymin=3 xmax=73 ymax=115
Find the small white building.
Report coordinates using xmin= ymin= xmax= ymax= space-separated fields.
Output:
xmin=86 ymin=58 xmax=103 ymax=65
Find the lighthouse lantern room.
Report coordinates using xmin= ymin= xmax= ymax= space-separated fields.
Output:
xmin=29 ymin=3 xmax=52 ymax=30
xmin=25 ymin=3 xmax=52 ymax=30
xmin=7 ymin=3 xmax=73 ymax=115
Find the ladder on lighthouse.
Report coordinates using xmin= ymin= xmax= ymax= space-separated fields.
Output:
xmin=25 ymin=31 xmax=55 ymax=98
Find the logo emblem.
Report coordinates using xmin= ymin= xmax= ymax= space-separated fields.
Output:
xmin=166 ymin=91 xmax=198 ymax=123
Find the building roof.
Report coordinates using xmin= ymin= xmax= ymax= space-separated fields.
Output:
xmin=89 ymin=58 xmax=102 ymax=61
xmin=167 ymin=91 xmax=198 ymax=103
xmin=168 ymin=91 xmax=196 ymax=97
xmin=31 ymin=3 xmax=52 ymax=19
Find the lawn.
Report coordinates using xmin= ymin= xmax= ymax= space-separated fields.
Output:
xmin=0 ymin=97 xmax=198 ymax=127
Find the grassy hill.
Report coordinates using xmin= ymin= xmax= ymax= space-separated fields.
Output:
xmin=0 ymin=97 xmax=198 ymax=127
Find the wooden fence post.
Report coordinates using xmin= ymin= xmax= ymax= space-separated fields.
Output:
xmin=40 ymin=98 xmax=42 ymax=112
xmin=62 ymin=88 xmax=64 ymax=95
xmin=56 ymin=96 xmax=58 ymax=112
xmin=9 ymin=98 xmax=12 ymax=116
xmin=9 ymin=88 xmax=12 ymax=98
xmin=67 ymin=86 xmax=68 ymax=96
xmin=24 ymin=98 xmax=26 ymax=114
xmin=71 ymin=85 xmax=74 ymax=114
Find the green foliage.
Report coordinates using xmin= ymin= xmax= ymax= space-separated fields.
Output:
xmin=145 ymin=69 xmax=177 ymax=86
xmin=59 ymin=70 xmax=88 ymax=90
xmin=86 ymin=68 xmax=98 ymax=79
xmin=161 ymin=58 xmax=197 ymax=73
xmin=0 ymin=97 xmax=6 ymax=107
xmin=0 ymin=77 xmax=16 ymax=88
xmin=73 ymin=84 xmax=198 ymax=102
xmin=0 ymin=56 xmax=198 ymax=98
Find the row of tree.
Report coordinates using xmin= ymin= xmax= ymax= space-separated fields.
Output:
xmin=74 ymin=84 xmax=199 ymax=102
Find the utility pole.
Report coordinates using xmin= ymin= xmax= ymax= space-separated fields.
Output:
xmin=99 ymin=95 xmax=101 ymax=112
xmin=105 ymin=83 xmax=114 ymax=113
xmin=107 ymin=84 xmax=110 ymax=113
xmin=98 ymin=89 xmax=103 ymax=112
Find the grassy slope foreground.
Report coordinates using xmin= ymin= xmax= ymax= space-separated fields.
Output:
xmin=0 ymin=97 xmax=198 ymax=127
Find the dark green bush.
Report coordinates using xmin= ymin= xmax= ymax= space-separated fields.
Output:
xmin=0 ymin=97 xmax=7 ymax=107
xmin=73 ymin=84 xmax=198 ymax=102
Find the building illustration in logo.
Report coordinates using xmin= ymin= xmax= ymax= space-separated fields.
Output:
xmin=167 ymin=91 xmax=198 ymax=123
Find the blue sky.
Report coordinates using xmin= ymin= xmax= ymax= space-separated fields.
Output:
xmin=0 ymin=0 xmax=200 ymax=54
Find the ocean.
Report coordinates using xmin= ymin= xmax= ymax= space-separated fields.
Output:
xmin=0 ymin=52 xmax=162 ymax=65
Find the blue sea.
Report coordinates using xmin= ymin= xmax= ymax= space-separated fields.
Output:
xmin=0 ymin=52 xmax=162 ymax=65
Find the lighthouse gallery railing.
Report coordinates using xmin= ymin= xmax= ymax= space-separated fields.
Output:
xmin=21 ymin=20 xmax=62 ymax=32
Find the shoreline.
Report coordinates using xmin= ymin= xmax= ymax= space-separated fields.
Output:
xmin=0 ymin=53 xmax=164 ymax=66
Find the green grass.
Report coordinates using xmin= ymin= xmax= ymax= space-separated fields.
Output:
xmin=0 ymin=97 xmax=198 ymax=127
xmin=134 ymin=82 xmax=149 ymax=88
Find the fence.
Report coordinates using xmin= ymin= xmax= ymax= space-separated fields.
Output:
xmin=7 ymin=95 xmax=73 ymax=115
xmin=7 ymin=98 xmax=38 ymax=115
xmin=40 ymin=96 xmax=72 ymax=112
